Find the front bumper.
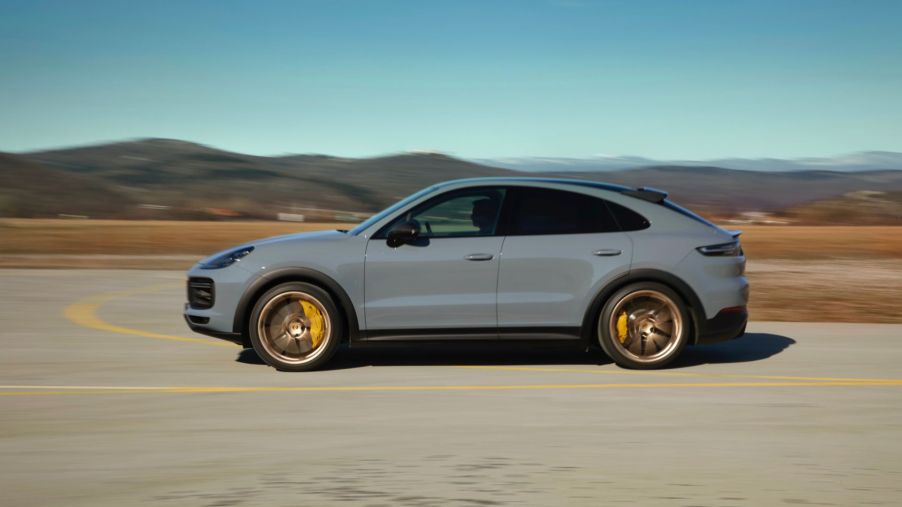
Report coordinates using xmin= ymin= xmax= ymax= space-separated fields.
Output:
xmin=183 ymin=262 xmax=257 ymax=345
xmin=696 ymin=306 xmax=748 ymax=344
xmin=183 ymin=305 xmax=244 ymax=345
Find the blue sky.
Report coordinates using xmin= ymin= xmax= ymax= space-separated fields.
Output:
xmin=1 ymin=0 xmax=900 ymax=158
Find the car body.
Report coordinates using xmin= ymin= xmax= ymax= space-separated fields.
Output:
xmin=184 ymin=177 xmax=749 ymax=370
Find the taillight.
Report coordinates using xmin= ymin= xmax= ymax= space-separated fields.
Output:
xmin=697 ymin=240 xmax=743 ymax=257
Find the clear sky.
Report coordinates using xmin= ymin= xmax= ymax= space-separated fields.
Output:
xmin=1 ymin=0 xmax=900 ymax=158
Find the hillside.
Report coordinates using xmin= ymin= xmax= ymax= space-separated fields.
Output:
xmin=0 ymin=153 xmax=135 ymax=218
xmin=6 ymin=138 xmax=902 ymax=221
xmin=778 ymin=191 xmax=902 ymax=225
xmin=19 ymin=139 xmax=522 ymax=219
xmin=553 ymin=166 xmax=902 ymax=217
xmin=478 ymin=151 xmax=902 ymax=173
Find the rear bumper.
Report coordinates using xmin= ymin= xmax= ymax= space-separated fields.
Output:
xmin=696 ymin=307 xmax=748 ymax=344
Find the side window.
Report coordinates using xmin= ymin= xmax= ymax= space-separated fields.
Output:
xmin=386 ymin=188 xmax=506 ymax=238
xmin=606 ymin=200 xmax=650 ymax=231
xmin=508 ymin=188 xmax=620 ymax=235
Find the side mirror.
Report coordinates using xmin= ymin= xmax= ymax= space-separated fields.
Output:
xmin=386 ymin=221 xmax=419 ymax=248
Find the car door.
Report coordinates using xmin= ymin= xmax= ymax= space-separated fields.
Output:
xmin=497 ymin=187 xmax=634 ymax=329
xmin=364 ymin=187 xmax=507 ymax=332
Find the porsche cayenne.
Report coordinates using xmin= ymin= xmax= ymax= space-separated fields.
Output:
xmin=184 ymin=177 xmax=749 ymax=370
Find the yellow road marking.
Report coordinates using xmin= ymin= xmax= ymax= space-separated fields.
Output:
xmin=1 ymin=380 xmax=902 ymax=397
xmin=63 ymin=283 xmax=237 ymax=348
xmin=457 ymin=365 xmax=902 ymax=384
xmin=59 ymin=284 xmax=902 ymax=390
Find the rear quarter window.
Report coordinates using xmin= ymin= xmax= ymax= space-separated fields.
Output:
xmin=605 ymin=201 xmax=650 ymax=231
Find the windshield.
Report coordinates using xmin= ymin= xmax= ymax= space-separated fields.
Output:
xmin=348 ymin=185 xmax=438 ymax=236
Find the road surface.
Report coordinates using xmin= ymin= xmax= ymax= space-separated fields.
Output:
xmin=1 ymin=269 xmax=901 ymax=506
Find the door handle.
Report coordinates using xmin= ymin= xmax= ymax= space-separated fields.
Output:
xmin=593 ymin=249 xmax=622 ymax=257
xmin=465 ymin=253 xmax=495 ymax=261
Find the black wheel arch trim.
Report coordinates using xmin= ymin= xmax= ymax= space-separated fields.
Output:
xmin=581 ymin=269 xmax=706 ymax=345
xmin=233 ymin=267 xmax=361 ymax=347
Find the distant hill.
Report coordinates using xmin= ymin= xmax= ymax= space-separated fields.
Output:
xmin=777 ymin=191 xmax=902 ymax=225
xmin=476 ymin=150 xmax=902 ymax=173
xmin=0 ymin=153 xmax=135 ymax=217
xmin=17 ymin=139 xmax=522 ymax=219
xmin=549 ymin=166 xmax=902 ymax=217
xmin=4 ymin=138 xmax=902 ymax=222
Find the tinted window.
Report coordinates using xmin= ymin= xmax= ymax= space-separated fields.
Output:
xmin=606 ymin=200 xmax=650 ymax=231
xmin=381 ymin=188 xmax=506 ymax=238
xmin=508 ymin=188 xmax=619 ymax=235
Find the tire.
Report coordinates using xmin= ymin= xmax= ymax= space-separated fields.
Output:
xmin=597 ymin=282 xmax=690 ymax=369
xmin=248 ymin=282 xmax=344 ymax=371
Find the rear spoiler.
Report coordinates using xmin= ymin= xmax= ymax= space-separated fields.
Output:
xmin=624 ymin=186 xmax=668 ymax=204
xmin=725 ymin=229 xmax=743 ymax=239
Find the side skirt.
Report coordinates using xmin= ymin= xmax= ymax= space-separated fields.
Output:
xmin=358 ymin=326 xmax=583 ymax=343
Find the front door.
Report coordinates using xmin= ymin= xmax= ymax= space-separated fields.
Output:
xmin=364 ymin=187 xmax=507 ymax=331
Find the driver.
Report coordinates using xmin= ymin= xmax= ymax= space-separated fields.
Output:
xmin=471 ymin=198 xmax=500 ymax=235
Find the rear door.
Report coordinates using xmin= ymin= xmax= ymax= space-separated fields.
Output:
xmin=497 ymin=187 xmax=633 ymax=329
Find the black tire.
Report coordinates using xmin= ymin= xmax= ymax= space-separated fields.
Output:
xmin=597 ymin=282 xmax=690 ymax=369
xmin=248 ymin=282 xmax=344 ymax=371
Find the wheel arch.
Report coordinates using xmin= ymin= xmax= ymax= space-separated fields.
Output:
xmin=580 ymin=269 xmax=705 ymax=345
xmin=233 ymin=268 xmax=360 ymax=348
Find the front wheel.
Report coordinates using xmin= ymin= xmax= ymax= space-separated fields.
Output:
xmin=249 ymin=282 xmax=343 ymax=371
xmin=597 ymin=282 xmax=690 ymax=369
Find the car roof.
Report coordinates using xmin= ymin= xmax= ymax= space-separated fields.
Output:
xmin=435 ymin=176 xmax=633 ymax=193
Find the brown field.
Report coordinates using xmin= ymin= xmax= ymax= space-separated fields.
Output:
xmin=738 ymin=225 xmax=902 ymax=259
xmin=2 ymin=220 xmax=901 ymax=323
xmin=0 ymin=219 xmax=350 ymax=255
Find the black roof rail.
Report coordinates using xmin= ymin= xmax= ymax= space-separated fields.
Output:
xmin=624 ymin=186 xmax=668 ymax=203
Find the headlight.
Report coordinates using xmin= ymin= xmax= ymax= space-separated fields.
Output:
xmin=199 ymin=246 xmax=255 ymax=269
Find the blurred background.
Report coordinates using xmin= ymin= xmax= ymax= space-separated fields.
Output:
xmin=1 ymin=0 xmax=900 ymax=322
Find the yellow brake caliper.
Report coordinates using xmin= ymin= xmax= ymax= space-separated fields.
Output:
xmin=300 ymin=301 xmax=325 ymax=348
xmin=616 ymin=312 xmax=629 ymax=344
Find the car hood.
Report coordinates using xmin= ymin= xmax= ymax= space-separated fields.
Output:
xmin=195 ymin=229 xmax=351 ymax=269
xmin=251 ymin=229 xmax=349 ymax=248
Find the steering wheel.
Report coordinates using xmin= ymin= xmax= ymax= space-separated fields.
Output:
xmin=425 ymin=221 xmax=433 ymax=236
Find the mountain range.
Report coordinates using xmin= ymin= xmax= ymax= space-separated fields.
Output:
xmin=2 ymin=138 xmax=901 ymax=223
xmin=476 ymin=151 xmax=902 ymax=173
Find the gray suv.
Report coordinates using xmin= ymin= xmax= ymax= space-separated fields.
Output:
xmin=184 ymin=178 xmax=749 ymax=370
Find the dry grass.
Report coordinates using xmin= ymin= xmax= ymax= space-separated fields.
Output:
xmin=747 ymin=259 xmax=902 ymax=323
xmin=0 ymin=219 xmax=349 ymax=255
xmin=2 ymin=220 xmax=901 ymax=323
xmin=738 ymin=225 xmax=902 ymax=259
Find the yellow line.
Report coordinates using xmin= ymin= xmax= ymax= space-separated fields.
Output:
xmin=58 ymin=285 xmax=902 ymax=388
xmin=63 ymin=283 xmax=237 ymax=348
xmin=1 ymin=380 xmax=902 ymax=396
xmin=457 ymin=365 xmax=902 ymax=384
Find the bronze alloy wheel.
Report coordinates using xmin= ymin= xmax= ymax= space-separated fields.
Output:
xmin=256 ymin=291 xmax=332 ymax=365
xmin=605 ymin=288 xmax=684 ymax=365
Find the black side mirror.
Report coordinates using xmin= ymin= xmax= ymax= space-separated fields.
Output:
xmin=386 ymin=221 xmax=419 ymax=248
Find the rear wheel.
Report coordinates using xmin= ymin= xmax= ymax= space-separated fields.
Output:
xmin=249 ymin=282 xmax=343 ymax=371
xmin=597 ymin=282 xmax=690 ymax=369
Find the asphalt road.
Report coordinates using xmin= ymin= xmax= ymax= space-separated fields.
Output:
xmin=1 ymin=269 xmax=901 ymax=507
